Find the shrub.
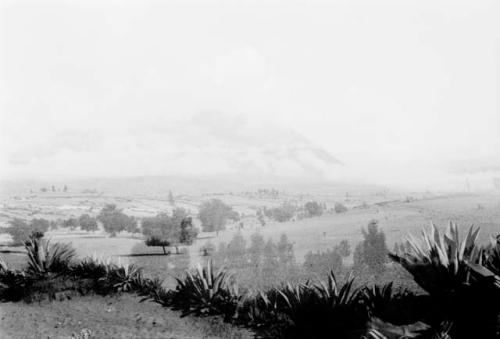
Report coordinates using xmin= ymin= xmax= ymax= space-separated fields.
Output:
xmin=389 ymin=222 xmax=480 ymax=296
xmin=168 ymin=260 xmax=242 ymax=320
xmin=250 ymin=272 xmax=369 ymax=338
xmin=25 ymin=234 xmax=76 ymax=275
xmin=389 ymin=223 xmax=500 ymax=339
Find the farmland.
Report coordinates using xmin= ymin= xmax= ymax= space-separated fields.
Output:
xmin=1 ymin=186 xmax=499 ymax=273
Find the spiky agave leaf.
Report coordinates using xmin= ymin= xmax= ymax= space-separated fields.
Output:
xmin=389 ymin=222 xmax=480 ymax=295
xmin=25 ymin=235 xmax=76 ymax=275
xmin=170 ymin=260 xmax=241 ymax=318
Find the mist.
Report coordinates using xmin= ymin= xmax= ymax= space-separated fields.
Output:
xmin=1 ymin=0 xmax=498 ymax=191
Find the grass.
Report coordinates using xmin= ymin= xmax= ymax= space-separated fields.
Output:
xmin=0 ymin=294 xmax=253 ymax=339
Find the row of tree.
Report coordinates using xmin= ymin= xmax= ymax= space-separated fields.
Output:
xmin=258 ymin=200 xmax=348 ymax=224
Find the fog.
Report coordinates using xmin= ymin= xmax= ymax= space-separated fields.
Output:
xmin=1 ymin=0 xmax=498 ymax=191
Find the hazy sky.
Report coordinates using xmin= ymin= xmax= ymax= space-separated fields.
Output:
xmin=1 ymin=0 xmax=498 ymax=190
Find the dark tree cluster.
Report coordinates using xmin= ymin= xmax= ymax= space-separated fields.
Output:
xmin=353 ymin=220 xmax=388 ymax=275
xmin=198 ymin=199 xmax=239 ymax=234
xmin=97 ymin=204 xmax=138 ymax=237
xmin=212 ymin=232 xmax=297 ymax=287
xmin=262 ymin=202 xmax=298 ymax=222
xmin=304 ymin=201 xmax=324 ymax=217
xmin=142 ymin=208 xmax=198 ymax=254
xmin=303 ymin=240 xmax=351 ymax=277
xmin=4 ymin=218 xmax=49 ymax=245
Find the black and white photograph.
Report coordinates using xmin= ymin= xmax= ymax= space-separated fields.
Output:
xmin=0 ymin=0 xmax=499 ymax=338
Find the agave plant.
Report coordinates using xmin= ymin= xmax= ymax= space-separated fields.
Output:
xmin=251 ymin=271 xmax=368 ymax=339
xmin=0 ymin=256 xmax=8 ymax=272
xmin=108 ymin=263 xmax=143 ymax=292
xmin=362 ymin=282 xmax=430 ymax=326
xmin=169 ymin=260 xmax=242 ymax=319
xmin=389 ymin=222 xmax=481 ymax=296
xmin=390 ymin=223 xmax=500 ymax=339
xmin=480 ymin=234 xmax=500 ymax=275
xmin=25 ymin=234 xmax=76 ymax=276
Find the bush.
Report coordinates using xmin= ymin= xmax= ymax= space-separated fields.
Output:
xmin=389 ymin=223 xmax=500 ymax=339
xmin=25 ymin=234 xmax=76 ymax=275
xmin=249 ymin=272 xmax=369 ymax=338
xmin=167 ymin=260 xmax=242 ymax=320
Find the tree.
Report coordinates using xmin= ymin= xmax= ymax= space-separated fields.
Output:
xmin=354 ymin=220 xmax=388 ymax=275
xmin=277 ymin=233 xmax=295 ymax=267
xmin=78 ymin=214 xmax=98 ymax=232
xmin=226 ymin=231 xmax=247 ymax=268
xmin=30 ymin=218 xmax=50 ymax=233
xmin=262 ymin=238 xmax=279 ymax=284
xmin=62 ymin=217 xmax=79 ymax=230
xmin=145 ymin=237 xmax=171 ymax=255
xmin=97 ymin=204 xmax=137 ymax=237
xmin=304 ymin=201 xmax=323 ymax=217
xmin=142 ymin=208 xmax=197 ymax=254
xmin=304 ymin=248 xmax=343 ymax=277
xmin=334 ymin=202 xmax=348 ymax=213
xmin=168 ymin=190 xmax=175 ymax=206
xmin=198 ymin=199 xmax=236 ymax=234
xmin=256 ymin=209 xmax=266 ymax=227
xmin=63 ymin=185 xmax=68 ymax=192
xmin=248 ymin=232 xmax=265 ymax=268
xmin=263 ymin=202 xmax=296 ymax=222
xmin=179 ymin=217 xmax=198 ymax=246
xmin=4 ymin=218 xmax=49 ymax=245
xmin=335 ymin=239 xmax=351 ymax=257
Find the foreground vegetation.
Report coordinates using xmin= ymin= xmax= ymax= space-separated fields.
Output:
xmin=1 ymin=223 xmax=499 ymax=338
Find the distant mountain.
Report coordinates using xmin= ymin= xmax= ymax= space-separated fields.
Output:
xmin=161 ymin=111 xmax=344 ymax=179
xmin=2 ymin=111 xmax=346 ymax=191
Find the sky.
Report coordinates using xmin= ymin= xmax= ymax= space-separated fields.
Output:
xmin=0 ymin=0 xmax=498 ymax=190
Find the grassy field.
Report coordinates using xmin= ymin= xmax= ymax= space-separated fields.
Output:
xmin=0 ymin=294 xmax=253 ymax=339
xmin=2 ymin=191 xmax=500 ymax=272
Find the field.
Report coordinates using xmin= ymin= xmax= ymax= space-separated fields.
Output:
xmin=0 ymin=294 xmax=252 ymax=339
xmin=1 ymin=187 xmax=500 ymax=337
